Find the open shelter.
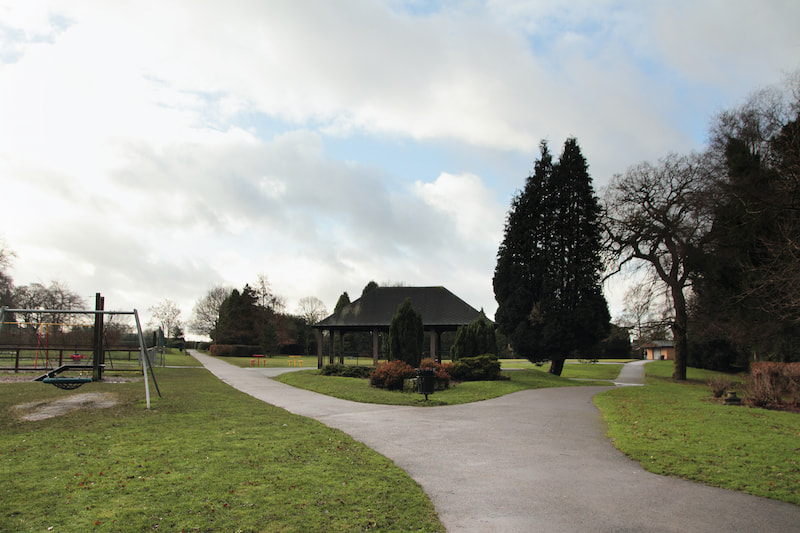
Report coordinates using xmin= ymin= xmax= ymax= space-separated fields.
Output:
xmin=312 ymin=286 xmax=486 ymax=368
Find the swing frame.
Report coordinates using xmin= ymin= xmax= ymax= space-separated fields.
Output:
xmin=0 ymin=299 xmax=160 ymax=408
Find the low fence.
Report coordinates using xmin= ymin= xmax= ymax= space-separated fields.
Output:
xmin=0 ymin=345 xmax=147 ymax=373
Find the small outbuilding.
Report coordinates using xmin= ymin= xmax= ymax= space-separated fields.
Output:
xmin=641 ymin=340 xmax=674 ymax=360
xmin=312 ymin=286 xmax=486 ymax=368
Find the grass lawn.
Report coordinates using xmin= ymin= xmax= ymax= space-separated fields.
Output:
xmin=213 ymin=354 xmax=323 ymax=368
xmin=1 ymin=366 xmax=443 ymax=532
xmin=274 ymin=368 xmax=611 ymax=406
xmin=594 ymin=361 xmax=799 ymax=505
xmin=501 ymin=359 xmax=625 ymax=380
xmin=161 ymin=349 xmax=204 ymax=367
xmin=216 ymin=355 xmax=625 ymax=383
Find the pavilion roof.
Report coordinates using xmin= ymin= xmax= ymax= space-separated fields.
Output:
xmin=313 ymin=286 xmax=486 ymax=330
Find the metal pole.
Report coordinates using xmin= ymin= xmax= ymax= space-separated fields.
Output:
xmin=133 ymin=309 xmax=151 ymax=409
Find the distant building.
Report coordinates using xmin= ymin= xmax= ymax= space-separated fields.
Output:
xmin=313 ymin=286 xmax=485 ymax=368
xmin=640 ymin=340 xmax=674 ymax=360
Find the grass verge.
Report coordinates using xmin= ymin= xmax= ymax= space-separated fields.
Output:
xmin=594 ymin=361 xmax=799 ymax=505
xmin=1 ymin=367 xmax=444 ymax=532
xmin=274 ymin=368 xmax=611 ymax=406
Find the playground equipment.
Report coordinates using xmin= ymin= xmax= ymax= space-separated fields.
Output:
xmin=0 ymin=293 xmax=160 ymax=408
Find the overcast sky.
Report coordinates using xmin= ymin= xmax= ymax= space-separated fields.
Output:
xmin=2 ymin=0 xmax=798 ymax=333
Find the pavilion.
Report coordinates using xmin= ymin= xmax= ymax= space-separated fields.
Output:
xmin=312 ymin=286 xmax=486 ymax=368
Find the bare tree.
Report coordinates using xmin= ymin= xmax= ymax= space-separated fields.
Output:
xmin=0 ymin=240 xmax=16 ymax=310
xmin=603 ymin=152 xmax=715 ymax=380
xmin=617 ymin=270 xmax=674 ymax=344
xmin=45 ymin=280 xmax=87 ymax=323
xmin=253 ymin=273 xmax=286 ymax=313
xmin=296 ymin=296 xmax=327 ymax=356
xmin=148 ymin=299 xmax=182 ymax=339
xmin=188 ymin=285 xmax=231 ymax=338
xmin=296 ymin=296 xmax=328 ymax=326
xmin=12 ymin=281 xmax=86 ymax=329
xmin=619 ymin=279 xmax=657 ymax=344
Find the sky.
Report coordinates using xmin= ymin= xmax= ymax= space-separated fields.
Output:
xmin=1 ymin=0 xmax=798 ymax=335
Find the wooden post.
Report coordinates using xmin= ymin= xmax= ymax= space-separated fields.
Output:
xmin=372 ymin=330 xmax=379 ymax=366
xmin=429 ymin=330 xmax=437 ymax=363
xmin=329 ymin=330 xmax=335 ymax=365
xmin=316 ymin=329 xmax=323 ymax=369
xmin=92 ymin=293 xmax=104 ymax=381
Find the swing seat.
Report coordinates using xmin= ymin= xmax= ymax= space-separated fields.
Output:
xmin=42 ymin=377 xmax=93 ymax=390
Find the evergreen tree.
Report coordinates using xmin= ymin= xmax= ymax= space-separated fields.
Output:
xmin=361 ymin=280 xmax=379 ymax=296
xmin=450 ymin=317 xmax=497 ymax=361
xmin=388 ymin=298 xmax=424 ymax=367
xmin=693 ymin=114 xmax=800 ymax=364
xmin=334 ymin=292 xmax=351 ymax=314
xmin=214 ymin=286 xmax=261 ymax=345
xmin=493 ymin=138 xmax=610 ymax=375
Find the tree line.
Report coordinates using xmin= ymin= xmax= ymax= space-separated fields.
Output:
xmin=187 ymin=276 xmax=329 ymax=356
xmin=0 ymin=249 xmax=87 ymax=330
xmin=495 ymin=72 xmax=800 ymax=379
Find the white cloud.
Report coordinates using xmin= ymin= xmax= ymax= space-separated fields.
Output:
xmin=414 ymin=172 xmax=505 ymax=244
xmin=2 ymin=0 xmax=797 ymax=327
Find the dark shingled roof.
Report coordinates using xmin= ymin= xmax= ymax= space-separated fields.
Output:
xmin=313 ymin=286 xmax=485 ymax=330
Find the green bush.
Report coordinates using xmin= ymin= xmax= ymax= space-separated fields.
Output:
xmin=450 ymin=318 xmax=496 ymax=361
xmin=451 ymin=354 xmax=507 ymax=381
xmin=388 ymin=299 xmax=424 ymax=367
xmin=320 ymin=363 xmax=373 ymax=378
xmin=369 ymin=360 xmax=416 ymax=390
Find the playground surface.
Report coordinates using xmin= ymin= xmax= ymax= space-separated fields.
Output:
xmin=190 ymin=351 xmax=800 ymax=532
xmin=13 ymin=391 xmax=118 ymax=421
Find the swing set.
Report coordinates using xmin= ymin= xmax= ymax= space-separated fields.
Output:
xmin=16 ymin=321 xmax=93 ymax=372
xmin=0 ymin=293 xmax=160 ymax=408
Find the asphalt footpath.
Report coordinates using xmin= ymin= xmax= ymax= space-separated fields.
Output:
xmin=188 ymin=351 xmax=800 ymax=532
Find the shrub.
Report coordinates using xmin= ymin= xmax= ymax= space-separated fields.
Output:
xmin=745 ymin=362 xmax=800 ymax=408
xmin=450 ymin=318 xmax=496 ymax=361
xmin=320 ymin=363 xmax=373 ymax=378
xmin=210 ymin=344 xmax=262 ymax=357
xmin=451 ymin=354 xmax=506 ymax=381
xmin=369 ymin=360 xmax=416 ymax=390
xmin=388 ymin=299 xmax=424 ymax=367
xmin=319 ymin=363 xmax=346 ymax=376
xmin=707 ymin=376 xmax=733 ymax=398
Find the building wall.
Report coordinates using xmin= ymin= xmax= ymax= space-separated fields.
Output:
xmin=645 ymin=346 xmax=675 ymax=360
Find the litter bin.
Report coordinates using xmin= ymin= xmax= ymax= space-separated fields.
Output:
xmin=416 ymin=367 xmax=436 ymax=400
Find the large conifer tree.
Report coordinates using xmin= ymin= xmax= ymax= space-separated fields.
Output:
xmin=388 ymin=298 xmax=424 ymax=367
xmin=493 ymin=138 xmax=610 ymax=375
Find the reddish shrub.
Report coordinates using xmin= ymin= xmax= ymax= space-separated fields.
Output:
xmin=707 ymin=376 xmax=733 ymax=398
xmin=419 ymin=358 xmax=451 ymax=389
xmin=745 ymin=362 xmax=800 ymax=408
xmin=369 ymin=360 xmax=416 ymax=390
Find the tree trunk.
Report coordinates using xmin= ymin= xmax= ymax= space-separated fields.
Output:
xmin=548 ymin=357 xmax=565 ymax=376
xmin=671 ymin=286 xmax=688 ymax=381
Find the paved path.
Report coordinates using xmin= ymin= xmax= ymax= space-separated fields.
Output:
xmin=614 ymin=358 xmax=647 ymax=386
xmin=189 ymin=352 xmax=800 ymax=532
